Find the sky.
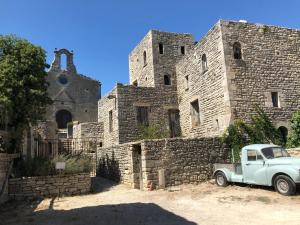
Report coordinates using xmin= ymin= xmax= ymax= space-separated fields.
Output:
xmin=1 ymin=0 xmax=300 ymax=95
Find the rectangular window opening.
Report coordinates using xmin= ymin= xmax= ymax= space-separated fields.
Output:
xmin=137 ymin=106 xmax=149 ymax=126
xmin=185 ymin=76 xmax=189 ymax=90
xmin=159 ymin=43 xmax=164 ymax=54
xmin=181 ymin=46 xmax=185 ymax=55
xmin=109 ymin=110 xmax=113 ymax=132
xmin=271 ymin=92 xmax=279 ymax=108
xmin=190 ymin=100 xmax=200 ymax=127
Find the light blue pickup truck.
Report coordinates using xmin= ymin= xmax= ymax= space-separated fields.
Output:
xmin=214 ymin=144 xmax=300 ymax=195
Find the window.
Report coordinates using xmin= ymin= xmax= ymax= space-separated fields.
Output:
xmin=58 ymin=75 xmax=68 ymax=85
xmin=247 ymin=150 xmax=257 ymax=161
xmin=143 ymin=51 xmax=147 ymax=66
xmin=56 ymin=110 xmax=72 ymax=129
xmin=190 ymin=100 xmax=200 ymax=127
xmin=60 ymin=53 xmax=67 ymax=70
xmin=233 ymin=42 xmax=242 ymax=59
xmin=159 ymin=43 xmax=164 ymax=54
xmin=132 ymin=80 xmax=138 ymax=86
xmin=201 ymin=54 xmax=208 ymax=72
xmin=247 ymin=150 xmax=264 ymax=161
xmin=109 ymin=110 xmax=113 ymax=132
xmin=181 ymin=46 xmax=185 ymax=55
xmin=185 ymin=75 xmax=189 ymax=90
xmin=271 ymin=92 xmax=279 ymax=107
xmin=164 ymin=75 xmax=171 ymax=85
xmin=136 ymin=106 xmax=149 ymax=126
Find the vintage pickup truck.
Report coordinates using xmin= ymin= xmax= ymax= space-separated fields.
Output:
xmin=214 ymin=144 xmax=300 ymax=195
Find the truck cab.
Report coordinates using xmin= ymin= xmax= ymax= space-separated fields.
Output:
xmin=214 ymin=144 xmax=300 ymax=195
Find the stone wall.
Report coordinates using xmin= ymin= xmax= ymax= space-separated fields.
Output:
xmin=221 ymin=20 xmax=300 ymax=128
xmin=96 ymin=137 xmax=228 ymax=190
xmin=97 ymin=142 xmax=135 ymax=186
xmin=9 ymin=173 xmax=91 ymax=200
xmin=176 ymin=21 xmax=230 ymax=138
xmin=73 ymin=122 xmax=103 ymax=139
xmin=129 ymin=30 xmax=194 ymax=89
xmin=117 ymin=84 xmax=179 ymax=145
xmin=98 ymin=87 xmax=119 ymax=147
xmin=141 ymin=137 xmax=228 ymax=189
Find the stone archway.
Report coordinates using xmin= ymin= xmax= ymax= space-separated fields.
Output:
xmin=56 ymin=110 xmax=72 ymax=129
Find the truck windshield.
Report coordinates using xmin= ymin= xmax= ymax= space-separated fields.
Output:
xmin=261 ymin=147 xmax=290 ymax=159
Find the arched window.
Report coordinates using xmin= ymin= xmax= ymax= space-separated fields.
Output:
xmin=56 ymin=110 xmax=72 ymax=129
xmin=60 ymin=53 xmax=67 ymax=70
xmin=143 ymin=51 xmax=147 ymax=66
xmin=233 ymin=42 xmax=242 ymax=59
xmin=164 ymin=75 xmax=171 ymax=85
xmin=202 ymin=54 xmax=208 ymax=72
xmin=278 ymin=126 xmax=288 ymax=144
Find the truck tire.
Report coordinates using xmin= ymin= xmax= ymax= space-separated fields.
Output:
xmin=215 ymin=171 xmax=228 ymax=187
xmin=274 ymin=175 xmax=296 ymax=196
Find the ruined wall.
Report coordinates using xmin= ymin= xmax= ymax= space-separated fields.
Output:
xmin=287 ymin=148 xmax=300 ymax=157
xmin=176 ymin=22 xmax=230 ymax=138
xmin=221 ymin=20 xmax=300 ymax=128
xmin=117 ymin=84 xmax=179 ymax=145
xmin=9 ymin=173 xmax=91 ymax=200
xmin=141 ymin=137 xmax=228 ymax=189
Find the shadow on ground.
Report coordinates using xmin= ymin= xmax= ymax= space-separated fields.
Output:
xmin=0 ymin=202 xmax=197 ymax=225
xmin=91 ymin=176 xmax=119 ymax=193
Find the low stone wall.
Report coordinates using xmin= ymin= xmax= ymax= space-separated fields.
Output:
xmin=96 ymin=137 xmax=228 ymax=190
xmin=9 ymin=173 xmax=91 ymax=200
xmin=287 ymin=148 xmax=300 ymax=157
xmin=142 ymin=137 xmax=228 ymax=189
xmin=0 ymin=153 xmax=19 ymax=204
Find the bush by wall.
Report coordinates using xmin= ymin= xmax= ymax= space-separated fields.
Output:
xmin=15 ymin=154 xmax=92 ymax=177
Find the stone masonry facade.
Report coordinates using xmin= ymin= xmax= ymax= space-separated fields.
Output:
xmin=94 ymin=20 xmax=300 ymax=189
xmin=97 ymin=137 xmax=229 ymax=189
xmin=99 ymin=20 xmax=300 ymax=148
xmin=9 ymin=173 xmax=91 ymax=200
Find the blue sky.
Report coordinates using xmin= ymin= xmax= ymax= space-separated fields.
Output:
xmin=1 ymin=0 xmax=300 ymax=94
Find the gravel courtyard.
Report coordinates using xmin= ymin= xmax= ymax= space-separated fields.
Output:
xmin=1 ymin=177 xmax=300 ymax=225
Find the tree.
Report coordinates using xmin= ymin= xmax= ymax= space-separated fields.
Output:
xmin=222 ymin=106 xmax=283 ymax=162
xmin=287 ymin=110 xmax=300 ymax=148
xmin=0 ymin=35 xmax=52 ymax=153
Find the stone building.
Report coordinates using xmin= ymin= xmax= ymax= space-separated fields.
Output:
xmin=99 ymin=20 xmax=300 ymax=147
xmin=96 ymin=20 xmax=300 ymax=189
xmin=39 ymin=48 xmax=101 ymax=139
xmin=99 ymin=31 xmax=194 ymax=147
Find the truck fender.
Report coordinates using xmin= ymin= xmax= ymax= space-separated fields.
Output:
xmin=213 ymin=168 xmax=232 ymax=181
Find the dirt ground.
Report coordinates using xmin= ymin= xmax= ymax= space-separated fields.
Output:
xmin=1 ymin=177 xmax=300 ymax=225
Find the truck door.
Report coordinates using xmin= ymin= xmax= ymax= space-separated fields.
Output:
xmin=243 ymin=149 xmax=267 ymax=185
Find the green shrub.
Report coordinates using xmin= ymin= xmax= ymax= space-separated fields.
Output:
xmin=16 ymin=154 xmax=92 ymax=177
xmin=138 ymin=120 xmax=169 ymax=140
xmin=222 ymin=106 xmax=284 ymax=162
xmin=287 ymin=110 xmax=300 ymax=148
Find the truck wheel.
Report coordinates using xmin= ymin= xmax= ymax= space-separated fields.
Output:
xmin=274 ymin=175 xmax=296 ymax=196
xmin=215 ymin=172 xmax=228 ymax=187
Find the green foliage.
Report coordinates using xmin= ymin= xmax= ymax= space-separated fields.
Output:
xmin=287 ymin=110 xmax=300 ymax=148
xmin=16 ymin=154 xmax=92 ymax=177
xmin=222 ymin=106 xmax=283 ymax=162
xmin=0 ymin=35 xmax=52 ymax=153
xmin=138 ymin=120 xmax=169 ymax=140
